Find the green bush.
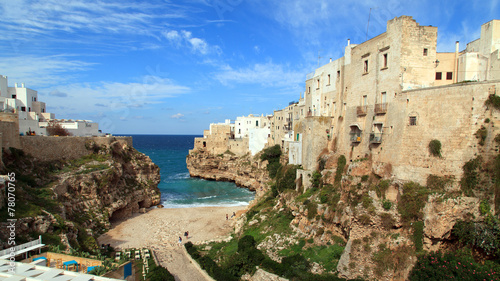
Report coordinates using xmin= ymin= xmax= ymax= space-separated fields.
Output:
xmin=409 ymin=250 xmax=500 ymax=281
xmin=275 ymin=165 xmax=299 ymax=192
xmin=453 ymin=218 xmax=500 ymax=257
xmin=380 ymin=213 xmax=394 ymax=230
xmin=412 ymin=221 xmax=424 ymax=252
xmin=261 ymin=145 xmax=282 ymax=178
xmin=476 ymin=126 xmax=488 ymax=146
xmin=374 ymin=179 xmax=390 ymax=199
xmin=361 ymin=175 xmax=369 ymax=182
xmin=486 ymin=93 xmax=500 ymax=110
xmin=382 ymin=200 xmax=392 ymax=210
xmin=311 ymin=170 xmax=322 ymax=188
xmin=397 ymin=182 xmax=429 ymax=222
xmin=429 ymin=139 xmax=442 ymax=157
xmin=147 ymin=266 xmax=175 ymax=281
xmin=460 ymin=156 xmax=482 ymax=196
xmin=334 ymin=155 xmax=347 ymax=185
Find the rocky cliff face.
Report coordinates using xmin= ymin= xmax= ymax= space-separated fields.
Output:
xmin=186 ymin=150 xmax=270 ymax=192
xmin=0 ymin=138 xmax=160 ymax=251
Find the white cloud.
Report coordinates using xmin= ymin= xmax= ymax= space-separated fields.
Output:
xmin=214 ymin=62 xmax=304 ymax=89
xmin=0 ymin=55 xmax=94 ymax=88
xmin=0 ymin=0 xmax=189 ymax=41
xmin=163 ymin=29 xmax=217 ymax=55
xmin=171 ymin=113 xmax=184 ymax=119
xmin=40 ymin=75 xmax=191 ymax=120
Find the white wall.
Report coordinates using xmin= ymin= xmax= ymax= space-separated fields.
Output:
xmin=248 ymin=126 xmax=270 ymax=155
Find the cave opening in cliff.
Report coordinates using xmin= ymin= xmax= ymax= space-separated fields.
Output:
xmin=109 ymin=207 xmax=130 ymax=223
xmin=138 ymin=200 xmax=147 ymax=208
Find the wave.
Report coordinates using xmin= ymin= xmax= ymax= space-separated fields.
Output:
xmin=161 ymin=200 xmax=251 ymax=209
xmin=166 ymin=172 xmax=191 ymax=180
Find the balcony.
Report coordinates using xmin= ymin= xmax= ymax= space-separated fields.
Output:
xmin=374 ymin=103 xmax=387 ymax=114
xmin=350 ymin=132 xmax=362 ymax=143
xmin=369 ymin=133 xmax=383 ymax=144
xmin=357 ymin=105 xmax=367 ymax=116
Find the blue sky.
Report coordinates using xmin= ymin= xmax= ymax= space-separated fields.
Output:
xmin=0 ymin=0 xmax=498 ymax=134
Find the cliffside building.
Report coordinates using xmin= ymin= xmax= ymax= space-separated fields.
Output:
xmin=190 ymin=16 xmax=500 ymax=186
xmin=0 ymin=75 xmax=102 ymax=137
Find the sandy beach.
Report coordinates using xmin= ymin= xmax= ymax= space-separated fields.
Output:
xmin=98 ymin=206 xmax=247 ymax=281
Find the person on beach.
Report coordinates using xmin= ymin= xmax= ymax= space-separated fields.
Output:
xmin=226 ymin=214 xmax=228 ymax=220
xmin=231 ymin=212 xmax=236 ymax=218
xmin=184 ymin=231 xmax=188 ymax=239
xmin=178 ymin=236 xmax=182 ymax=246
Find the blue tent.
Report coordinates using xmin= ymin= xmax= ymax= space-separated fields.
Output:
xmin=63 ymin=260 xmax=79 ymax=271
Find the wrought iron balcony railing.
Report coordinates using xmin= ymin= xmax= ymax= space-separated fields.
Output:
xmin=357 ymin=105 xmax=367 ymax=116
xmin=369 ymin=133 xmax=383 ymax=144
xmin=374 ymin=103 xmax=387 ymax=114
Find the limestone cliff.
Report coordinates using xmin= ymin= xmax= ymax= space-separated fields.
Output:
xmin=186 ymin=150 xmax=270 ymax=192
xmin=0 ymin=138 xmax=160 ymax=251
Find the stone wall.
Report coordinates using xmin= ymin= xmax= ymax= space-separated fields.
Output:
xmin=20 ymin=136 xmax=133 ymax=161
xmin=0 ymin=112 xmax=21 ymax=149
xmin=342 ymin=81 xmax=500 ymax=184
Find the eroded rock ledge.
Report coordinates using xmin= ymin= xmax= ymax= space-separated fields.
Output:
xmin=186 ymin=150 xmax=270 ymax=192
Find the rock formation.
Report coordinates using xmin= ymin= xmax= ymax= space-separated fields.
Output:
xmin=0 ymin=138 xmax=161 ymax=251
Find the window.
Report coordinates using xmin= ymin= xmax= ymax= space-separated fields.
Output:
xmin=327 ymin=74 xmax=331 ymax=85
xmin=446 ymin=72 xmax=453 ymax=80
xmin=423 ymin=48 xmax=428 ymax=56
xmin=364 ymin=60 xmax=369 ymax=73
xmin=381 ymin=92 xmax=387 ymax=103
xmin=256 ymin=121 xmax=258 ymax=127
xmin=409 ymin=116 xmax=417 ymax=126
xmin=308 ymin=87 xmax=310 ymax=94
xmin=34 ymin=97 xmax=36 ymax=101
xmin=363 ymin=95 xmax=367 ymax=106
xmin=21 ymin=106 xmax=26 ymax=112
xmin=12 ymin=95 xmax=16 ymax=99
xmin=337 ymin=70 xmax=340 ymax=78
xmin=383 ymin=53 xmax=388 ymax=68
xmin=435 ymin=72 xmax=442 ymax=80
xmin=317 ymin=79 xmax=320 ymax=89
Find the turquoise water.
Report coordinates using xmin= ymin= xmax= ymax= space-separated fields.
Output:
xmin=129 ymin=135 xmax=255 ymax=208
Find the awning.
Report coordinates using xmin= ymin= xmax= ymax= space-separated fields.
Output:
xmin=349 ymin=124 xmax=362 ymax=130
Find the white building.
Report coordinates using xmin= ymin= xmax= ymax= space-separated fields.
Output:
xmin=0 ymin=75 xmax=103 ymax=136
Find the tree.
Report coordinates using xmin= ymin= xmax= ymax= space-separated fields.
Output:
xmin=46 ymin=121 xmax=72 ymax=136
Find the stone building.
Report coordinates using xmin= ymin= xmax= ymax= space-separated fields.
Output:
xmin=192 ymin=16 xmax=500 ymax=186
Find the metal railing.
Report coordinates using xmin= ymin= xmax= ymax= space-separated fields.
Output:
xmin=374 ymin=103 xmax=387 ymax=114
xmin=357 ymin=106 xmax=367 ymax=116
xmin=370 ymin=133 xmax=383 ymax=143
xmin=350 ymin=132 xmax=362 ymax=143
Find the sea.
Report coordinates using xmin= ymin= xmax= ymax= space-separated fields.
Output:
xmin=128 ymin=135 xmax=255 ymax=208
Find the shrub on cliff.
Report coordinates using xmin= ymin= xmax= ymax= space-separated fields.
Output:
xmin=397 ymin=182 xmax=429 ymax=222
xmin=147 ymin=266 xmax=175 ymax=281
xmin=428 ymin=139 xmax=442 ymax=157
xmin=409 ymin=250 xmax=500 ymax=280
xmin=46 ymin=121 xmax=72 ymax=136
xmin=460 ymin=156 xmax=482 ymax=196
xmin=260 ymin=145 xmax=282 ymax=178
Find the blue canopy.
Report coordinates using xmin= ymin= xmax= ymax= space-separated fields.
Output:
xmin=33 ymin=257 xmax=47 ymax=261
xmin=63 ymin=260 xmax=79 ymax=271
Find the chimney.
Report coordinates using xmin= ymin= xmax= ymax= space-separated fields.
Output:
xmin=330 ymin=58 xmax=332 ymax=63
xmin=454 ymin=41 xmax=459 ymax=83
xmin=21 ymin=83 xmax=25 ymax=88
xmin=347 ymin=39 xmax=350 ymax=46
xmin=15 ymin=83 xmax=18 ymax=88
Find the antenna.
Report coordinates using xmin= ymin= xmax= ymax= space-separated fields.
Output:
xmin=366 ymin=7 xmax=378 ymax=41
xmin=317 ymin=50 xmax=323 ymax=67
